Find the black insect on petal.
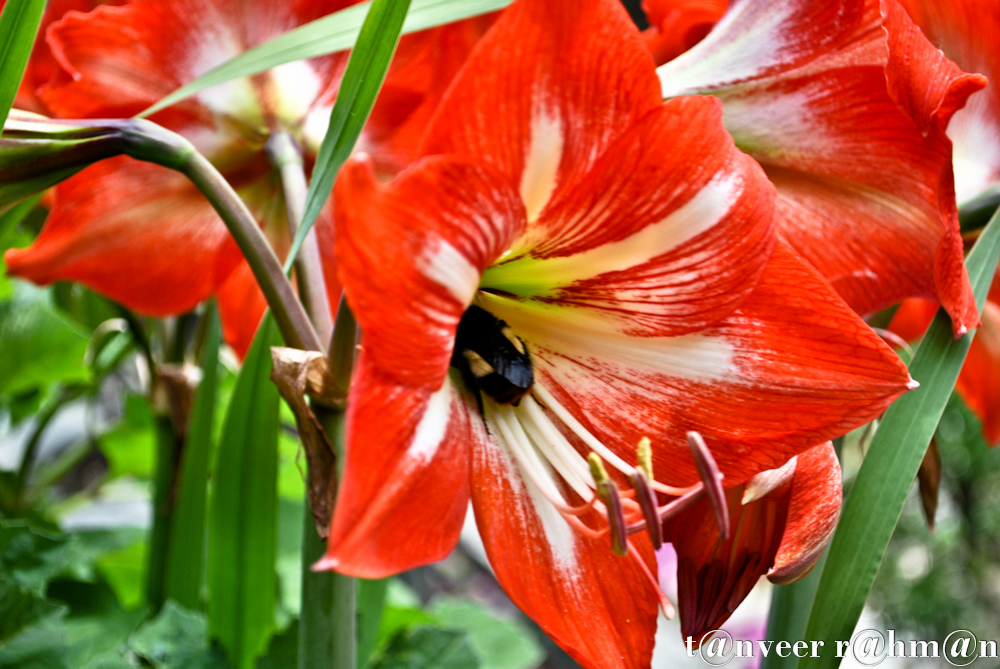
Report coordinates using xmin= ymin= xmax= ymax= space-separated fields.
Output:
xmin=451 ymin=305 xmax=533 ymax=404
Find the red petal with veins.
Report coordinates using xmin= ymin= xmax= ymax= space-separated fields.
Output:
xmin=484 ymin=243 xmax=912 ymax=489
xmin=421 ymin=0 xmax=662 ymax=225
xmin=319 ymin=354 xmax=474 ymax=578
xmin=479 ymin=96 xmax=776 ymax=338
xmin=4 ymin=158 xmax=239 ymax=315
xmin=471 ymin=425 xmax=659 ymax=669
xmin=768 ymin=442 xmax=841 ymax=584
xmin=333 ymin=155 xmax=525 ymax=390
xmin=657 ymin=0 xmax=984 ymax=337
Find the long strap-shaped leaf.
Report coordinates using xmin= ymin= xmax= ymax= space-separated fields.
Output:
xmin=0 ymin=0 xmax=45 ymax=129
xmin=285 ymin=0 xmax=411 ymax=276
xmin=798 ymin=209 xmax=1000 ymax=669
xmin=164 ymin=304 xmax=222 ymax=610
xmin=138 ymin=0 xmax=510 ymax=119
xmin=208 ymin=316 xmax=282 ymax=669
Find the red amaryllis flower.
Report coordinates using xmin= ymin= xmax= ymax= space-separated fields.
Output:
xmin=3 ymin=0 xmax=491 ymax=355
xmin=320 ymin=1 xmax=912 ymax=665
xmin=885 ymin=0 xmax=1000 ymax=446
xmin=650 ymin=0 xmax=987 ymax=338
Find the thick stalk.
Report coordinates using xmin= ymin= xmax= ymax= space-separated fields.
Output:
xmin=266 ymin=132 xmax=334 ymax=346
xmin=146 ymin=414 xmax=179 ymax=612
xmin=117 ymin=119 xmax=323 ymax=353
xmin=300 ymin=406 xmax=356 ymax=669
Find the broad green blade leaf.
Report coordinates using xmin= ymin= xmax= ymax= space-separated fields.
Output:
xmin=761 ymin=551 xmax=827 ymax=669
xmin=358 ymin=578 xmax=390 ymax=669
xmin=164 ymin=305 xmax=222 ymax=610
xmin=0 ymin=0 xmax=45 ymax=129
xmin=207 ymin=317 xmax=281 ymax=669
xmin=138 ymin=0 xmax=510 ymax=119
xmin=798 ymin=208 xmax=1000 ymax=669
xmin=284 ymin=0 xmax=411 ymax=275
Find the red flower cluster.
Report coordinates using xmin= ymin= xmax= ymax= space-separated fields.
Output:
xmin=3 ymin=0 xmax=991 ymax=666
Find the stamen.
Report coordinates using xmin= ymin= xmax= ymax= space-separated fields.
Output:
xmin=533 ymin=384 xmax=694 ymax=496
xmin=588 ymin=454 xmax=628 ymax=556
xmin=631 ymin=469 xmax=663 ymax=549
xmin=686 ymin=431 xmax=730 ymax=540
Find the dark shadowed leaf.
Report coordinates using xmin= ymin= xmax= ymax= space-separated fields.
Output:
xmin=0 ymin=0 xmax=46 ymax=128
xmin=369 ymin=626 xmax=479 ymax=669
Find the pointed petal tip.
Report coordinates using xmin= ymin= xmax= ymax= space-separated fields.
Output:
xmin=311 ymin=554 xmax=339 ymax=573
xmin=907 ymin=378 xmax=921 ymax=390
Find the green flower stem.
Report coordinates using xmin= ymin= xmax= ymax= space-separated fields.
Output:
xmin=116 ymin=119 xmax=324 ymax=353
xmin=266 ymin=131 xmax=334 ymax=345
xmin=301 ymin=404 xmax=356 ymax=669
xmin=12 ymin=384 xmax=85 ymax=508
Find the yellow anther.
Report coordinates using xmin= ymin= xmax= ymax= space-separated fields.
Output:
xmin=588 ymin=453 xmax=610 ymax=485
xmin=637 ymin=437 xmax=653 ymax=479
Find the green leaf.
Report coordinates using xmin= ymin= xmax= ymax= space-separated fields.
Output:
xmin=0 ymin=575 xmax=63 ymax=643
xmin=129 ymin=601 xmax=230 ymax=669
xmin=99 ymin=395 xmax=156 ymax=480
xmin=0 ymin=610 xmax=69 ymax=669
xmin=284 ymin=0 xmax=412 ymax=275
xmin=95 ymin=537 xmax=148 ymax=611
xmin=369 ymin=627 xmax=479 ymax=669
xmin=0 ymin=0 xmax=46 ymax=129
xmin=428 ymin=599 xmax=543 ymax=669
xmin=164 ymin=305 xmax=221 ymax=610
xmin=207 ymin=317 xmax=281 ymax=669
xmin=799 ymin=207 xmax=1000 ymax=669
xmin=138 ymin=0 xmax=510 ymax=119
xmin=0 ymin=284 xmax=90 ymax=395
xmin=255 ymin=620 xmax=298 ymax=669
xmin=358 ymin=578 xmax=390 ymax=669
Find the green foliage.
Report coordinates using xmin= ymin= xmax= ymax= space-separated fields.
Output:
xmin=139 ymin=0 xmax=511 ymax=119
xmin=99 ymin=395 xmax=155 ymax=481
xmin=369 ymin=626 xmax=479 ymax=669
xmin=800 ymin=208 xmax=1000 ymax=669
xmin=163 ymin=306 xmax=221 ymax=610
xmin=0 ymin=574 xmax=63 ymax=643
xmin=207 ymin=318 xmax=281 ymax=669
xmin=0 ymin=0 xmax=46 ymax=128
xmin=429 ymin=599 xmax=543 ymax=669
xmin=129 ymin=601 xmax=230 ymax=669
xmin=0 ymin=283 xmax=89 ymax=396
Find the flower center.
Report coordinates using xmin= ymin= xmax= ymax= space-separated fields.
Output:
xmin=451 ymin=305 xmax=534 ymax=404
xmin=478 ymin=380 xmax=731 ymax=618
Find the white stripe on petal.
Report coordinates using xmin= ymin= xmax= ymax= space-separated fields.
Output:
xmin=520 ymin=105 xmax=564 ymax=222
xmin=416 ymin=235 xmax=480 ymax=307
xmin=657 ymin=0 xmax=797 ymax=98
xmin=408 ymin=378 xmax=454 ymax=464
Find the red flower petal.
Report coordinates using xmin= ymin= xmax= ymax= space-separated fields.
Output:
xmin=768 ymin=442 xmax=841 ymax=584
xmin=421 ymin=0 xmax=663 ymax=224
xmin=483 ymin=243 xmax=912 ymax=489
xmin=4 ymin=158 xmax=238 ymax=315
xmin=666 ymin=485 xmax=788 ymax=643
xmin=333 ymin=155 xmax=525 ymax=390
xmin=895 ymin=0 xmax=1000 ymax=201
xmin=319 ymin=353 xmax=475 ymax=578
xmin=480 ymin=95 xmax=777 ymax=338
xmin=657 ymin=0 xmax=984 ymax=337
xmin=641 ymin=0 xmax=728 ymax=66
xmin=470 ymin=423 xmax=659 ymax=669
